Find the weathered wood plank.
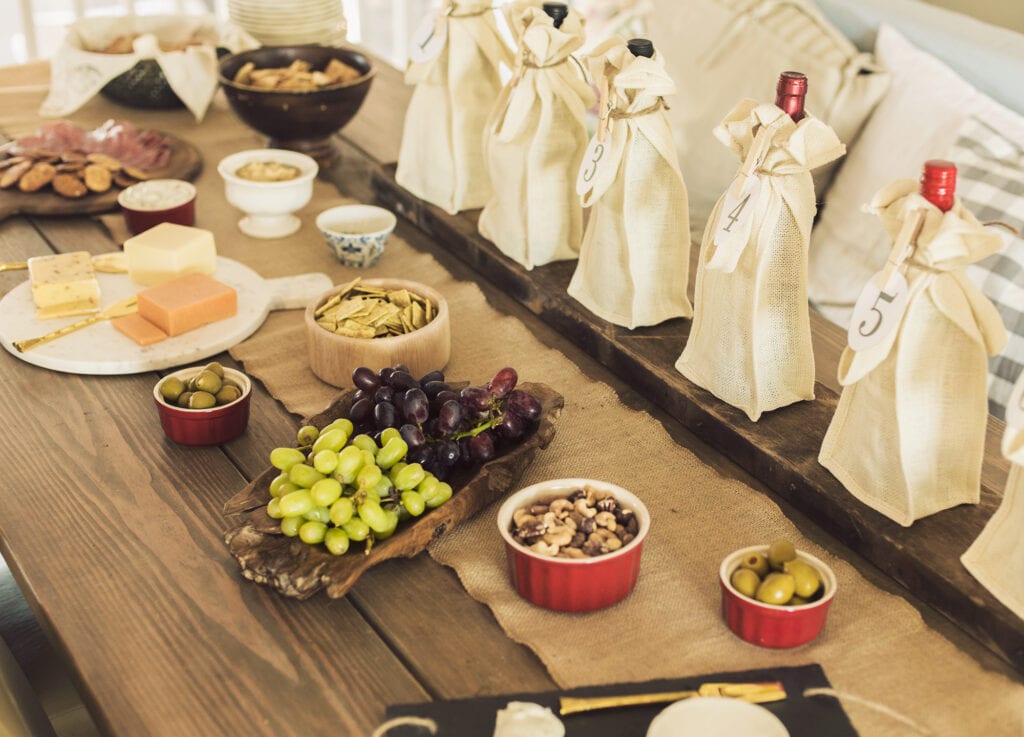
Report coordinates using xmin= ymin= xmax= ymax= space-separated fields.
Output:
xmin=369 ymin=162 xmax=1023 ymax=674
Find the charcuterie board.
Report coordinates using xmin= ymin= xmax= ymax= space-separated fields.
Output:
xmin=0 ymin=130 xmax=202 ymax=221
xmin=0 ymin=256 xmax=331 ymax=375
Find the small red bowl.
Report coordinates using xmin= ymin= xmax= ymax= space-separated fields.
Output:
xmin=719 ymin=545 xmax=837 ymax=649
xmin=497 ymin=478 xmax=650 ymax=613
xmin=118 ymin=179 xmax=197 ymax=235
xmin=153 ymin=366 xmax=251 ymax=446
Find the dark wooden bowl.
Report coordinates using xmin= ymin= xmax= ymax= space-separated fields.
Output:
xmin=218 ymin=45 xmax=374 ymax=167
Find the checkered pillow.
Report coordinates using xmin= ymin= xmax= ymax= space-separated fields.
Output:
xmin=951 ymin=116 xmax=1024 ymax=419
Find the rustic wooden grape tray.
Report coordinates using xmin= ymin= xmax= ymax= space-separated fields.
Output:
xmin=223 ymin=382 xmax=563 ymax=599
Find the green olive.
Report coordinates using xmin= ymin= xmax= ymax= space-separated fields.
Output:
xmin=188 ymin=391 xmax=217 ymax=409
xmin=739 ymin=551 xmax=770 ymax=578
xmin=222 ymin=379 xmax=242 ymax=391
xmin=297 ymin=425 xmax=320 ymax=447
xmin=215 ymin=385 xmax=242 ymax=405
xmin=204 ymin=361 xmax=225 ymax=378
xmin=783 ymin=559 xmax=822 ymax=599
xmin=755 ymin=572 xmax=796 ymax=606
xmin=789 ymin=595 xmax=810 ymax=607
xmin=176 ymin=391 xmax=194 ymax=408
xmin=767 ymin=539 xmax=797 ymax=571
xmin=159 ymin=376 xmax=185 ymax=402
xmin=731 ymin=568 xmax=760 ymax=598
xmin=193 ymin=370 xmax=223 ymax=394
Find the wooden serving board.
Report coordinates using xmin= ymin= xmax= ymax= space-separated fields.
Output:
xmin=0 ymin=131 xmax=202 ymax=221
xmin=223 ymin=382 xmax=564 ymax=599
xmin=0 ymin=256 xmax=331 ymax=374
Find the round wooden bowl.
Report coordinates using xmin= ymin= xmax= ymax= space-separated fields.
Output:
xmin=304 ymin=279 xmax=450 ymax=388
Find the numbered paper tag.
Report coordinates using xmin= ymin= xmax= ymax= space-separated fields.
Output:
xmin=576 ymin=134 xmax=613 ymax=198
xmin=848 ymin=270 xmax=910 ymax=352
xmin=408 ymin=11 xmax=448 ymax=64
xmin=1007 ymin=371 xmax=1024 ymax=429
xmin=707 ymin=174 xmax=762 ymax=273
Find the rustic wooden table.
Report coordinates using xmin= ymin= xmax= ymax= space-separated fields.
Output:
xmin=0 ymin=58 xmax=1017 ymax=737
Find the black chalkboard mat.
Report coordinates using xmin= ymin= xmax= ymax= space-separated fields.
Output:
xmin=385 ymin=663 xmax=857 ymax=737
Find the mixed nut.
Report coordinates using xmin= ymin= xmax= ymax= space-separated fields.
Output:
xmin=509 ymin=486 xmax=639 ymax=558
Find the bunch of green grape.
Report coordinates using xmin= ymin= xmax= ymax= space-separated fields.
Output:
xmin=265 ymin=417 xmax=452 ymax=555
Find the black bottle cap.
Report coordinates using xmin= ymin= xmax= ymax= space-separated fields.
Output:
xmin=542 ymin=2 xmax=569 ymax=28
xmin=627 ymin=38 xmax=654 ymax=58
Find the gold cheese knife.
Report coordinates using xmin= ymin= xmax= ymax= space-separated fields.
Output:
xmin=13 ymin=296 xmax=138 ymax=353
xmin=558 ymin=681 xmax=786 ymax=716
xmin=0 ymin=253 xmax=128 ymax=274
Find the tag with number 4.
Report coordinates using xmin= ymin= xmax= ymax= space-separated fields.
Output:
xmin=409 ymin=10 xmax=448 ymax=64
xmin=708 ymin=174 xmax=762 ymax=273
xmin=847 ymin=270 xmax=910 ymax=352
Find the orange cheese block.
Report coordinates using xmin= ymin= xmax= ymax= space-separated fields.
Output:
xmin=112 ymin=313 xmax=168 ymax=346
xmin=137 ymin=273 xmax=237 ymax=337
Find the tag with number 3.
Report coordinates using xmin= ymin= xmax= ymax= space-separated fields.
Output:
xmin=707 ymin=174 xmax=762 ymax=273
xmin=847 ymin=270 xmax=910 ymax=352
xmin=408 ymin=11 xmax=448 ymax=64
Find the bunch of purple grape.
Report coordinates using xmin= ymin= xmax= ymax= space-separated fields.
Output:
xmin=347 ymin=365 xmax=543 ymax=480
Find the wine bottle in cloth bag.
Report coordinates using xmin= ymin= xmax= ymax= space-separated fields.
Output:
xmin=567 ymin=37 xmax=693 ymax=329
xmin=675 ymin=73 xmax=845 ymax=421
xmin=819 ymin=163 xmax=1007 ymax=527
xmin=962 ymin=371 xmax=1024 ymax=619
xmin=478 ymin=1 xmax=595 ymax=270
xmin=396 ymin=0 xmax=513 ymax=215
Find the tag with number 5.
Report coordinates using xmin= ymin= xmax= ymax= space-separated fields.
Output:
xmin=848 ymin=270 xmax=910 ymax=352
xmin=708 ymin=174 xmax=762 ymax=273
xmin=1007 ymin=371 xmax=1024 ymax=429
xmin=409 ymin=11 xmax=448 ymax=64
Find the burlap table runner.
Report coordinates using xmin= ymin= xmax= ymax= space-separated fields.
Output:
xmin=3 ymin=80 xmax=1023 ymax=737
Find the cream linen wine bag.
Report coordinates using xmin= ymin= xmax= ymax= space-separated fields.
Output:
xmin=962 ymin=373 xmax=1024 ymax=619
xmin=675 ymin=100 xmax=844 ymax=421
xmin=396 ymin=0 xmax=512 ymax=215
xmin=478 ymin=2 xmax=595 ymax=270
xmin=567 ymin=38 xmax=692 ymax=328
xmin=819 ymin=180 xmax=1008 ymax=527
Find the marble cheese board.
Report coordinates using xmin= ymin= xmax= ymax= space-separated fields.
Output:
xmin=0 ymin=256 xmax=331 ymax=375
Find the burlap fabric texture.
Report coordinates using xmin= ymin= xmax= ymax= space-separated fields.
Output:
xmin=395 ymin=0 xmax=512 ymax=215
xmin=962 ymin=375 xmax=1024 ymax=620
xmin=477 ymin=1 xmax=595 ymax=270
xmin=567 ymin=38 xmax=692 ymax=328
xmin=676 ymin=100 xmax=844 ymax=421
xmin=821 ymin=181 xmax=1007 ymax=526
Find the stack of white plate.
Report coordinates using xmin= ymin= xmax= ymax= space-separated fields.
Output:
xmin=228 ymin=0 xmax=347 ymax=47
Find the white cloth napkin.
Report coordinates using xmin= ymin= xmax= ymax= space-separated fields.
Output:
xmin=40 ymin=15 xmax=259 ymax=122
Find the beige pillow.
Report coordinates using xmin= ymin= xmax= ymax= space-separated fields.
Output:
xmin=648 ymin=0 xmax=888 ymax=230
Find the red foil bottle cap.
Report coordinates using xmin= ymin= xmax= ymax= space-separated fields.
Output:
xmin=920 ymin=160 xmax=957 ymax=212
xmin=775 ymin=71 xmax=807 ymax=122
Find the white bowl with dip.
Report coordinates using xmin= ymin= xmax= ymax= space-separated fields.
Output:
xmin=217 ymin=149 xmax=318 ymax=239
xmin=118 ymin=179 xmax=197 ymax=235
xmin=315 ymin=204 xmax=397 ymax=268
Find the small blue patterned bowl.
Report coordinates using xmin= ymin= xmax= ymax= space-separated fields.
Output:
xmin=316 ymin=204 xmax=397 ymax=268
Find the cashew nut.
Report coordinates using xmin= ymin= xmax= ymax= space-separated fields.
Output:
xmin=560 ymin=547 xmax=586 ymax=559
xmin=594 ymin=511 xmax=617 ymax=531
xmin=574 ymin=498 xmax=597 ymax=518
xmin=584 ymin=487 xmax=598 ymax=506
xmin=543 ymin=525 xmax=574 ymax=547
xmin=542 ymin=511 xmax=559 ymax=529
xmin=549 ymin=498 xmax=574 ymax=518
xmin=529 ymin=504 xmax=549 ymax=515
xmin=563 ymin=515 xmax=577 ymax=531
xmin=513 ymin=509 xmax=537 ymax=528
xmin=530 ymin=540 xmax=559 ymax=556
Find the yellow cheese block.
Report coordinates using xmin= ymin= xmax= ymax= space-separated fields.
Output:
xmin=27 ymin=251 xmax=101 ymax=320
xmin=124 ymin=222 xmax=217 ymax=286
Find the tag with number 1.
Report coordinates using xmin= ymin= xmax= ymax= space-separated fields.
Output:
xmin=708 ymin=174 xmax=762 ymax=273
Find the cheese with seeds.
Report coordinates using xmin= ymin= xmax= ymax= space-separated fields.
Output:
xmin=27 ymin=251 xmax=101 ymax=320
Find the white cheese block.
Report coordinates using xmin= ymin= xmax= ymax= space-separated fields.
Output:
xmin=27 ymin=251 xmax=101 ymax=320
xmin=124 ymin=222 xmax=217 ymax=286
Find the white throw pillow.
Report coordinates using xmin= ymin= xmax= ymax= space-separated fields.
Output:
xmin=809 ymin=24 xmax=1024 ymax=416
